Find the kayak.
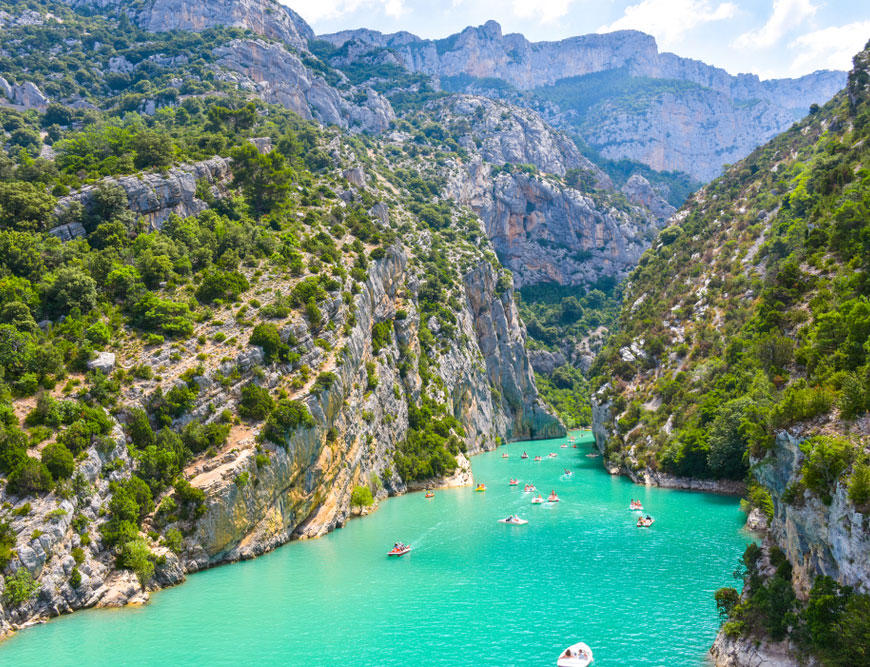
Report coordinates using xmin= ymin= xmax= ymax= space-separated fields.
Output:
xmin=548 ymin=453 xmax=558 ymax=458
xmin=557 ymin=641 xmax=593 ymax=667
xmin=498 ymin=517 xmax=528 ymax=525
xmin=387 ymin=546 xmax=412 ymax=557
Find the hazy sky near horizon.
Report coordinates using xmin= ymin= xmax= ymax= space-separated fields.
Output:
xmin=281 ymin=0 xmax=870 ymax=79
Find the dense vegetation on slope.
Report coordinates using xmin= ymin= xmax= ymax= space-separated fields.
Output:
xmin=517 ymin=282 xmax=621 ymax=428
xmin=593 ymin=49 xmax=869 ymax=481
xmin=0 ymin=0 xmax=532 ymax=608
xmin=593 ymin=41 xmax=870 ymax=662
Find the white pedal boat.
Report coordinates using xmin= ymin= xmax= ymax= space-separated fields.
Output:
xmin=557 ymin=642 xmax=593 ymax=666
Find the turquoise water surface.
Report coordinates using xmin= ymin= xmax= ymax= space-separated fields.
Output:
xmin=1 ymin=432 xmax=751 ymax=665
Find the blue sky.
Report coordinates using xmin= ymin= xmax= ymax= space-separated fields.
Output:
xmin=283 ymin=0 xmax=870 ymax=79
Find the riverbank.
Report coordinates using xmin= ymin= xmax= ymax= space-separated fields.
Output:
xmin=0 ymin=433 xmax=751 ymax=665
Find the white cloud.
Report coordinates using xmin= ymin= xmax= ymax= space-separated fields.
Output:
xmin=287 ymin=0 xmax=406 ymax=23
xmin=597 ymin=0 xmax=737 ymax=49
xmin=733 ymin=0 xmax=817 ymax=49
xmin=787 ymin=21 xmax=870 ymax=75
xmin=512 ymin=0 xmax=576 ymax=23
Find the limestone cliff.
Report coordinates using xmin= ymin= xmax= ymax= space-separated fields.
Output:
xmin=320 ymin=22 xmax=845 ymax=180
xmin=63 ymin=0 xmax=313 ymax=49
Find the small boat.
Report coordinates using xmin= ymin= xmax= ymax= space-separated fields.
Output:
xmin=628 ymin=501 xmax=643 ymax=511
xmin=548 ymin=452 xmax=558 ymax=458
xmin=498 ymin=515 xmax=528 ymax=525
xmin=387 ymin=544 xmax=412 ymax=557
xmin=425 ymin=491 xmax=435 ymax=499
xmin=636 ymin=516 xmax=655 ymax=528
xmin=475 ymin=484 xmax=487 ymax=492
xmin=547 ymin=491 xmax=560 ymax=503
xmin=533 ymin=456 xmax=542 ymax=462
xmin=502 ymin=453 xmax=509 ymax=458
xmin=521 ymin=452 xmax=529 ymax=459
xmin=585 ymin=452 xmax=598 ymax=458
xmin=531 ymin=495 xmax=545 ymax=504
xmin=509 ymin=479 xmax=519 ymax=486
xmin=523 ymin=484 xmax=537 ymax=493
xmin=561 ymin=444 xmax=568 ymax=448
xmin=557 ymin=641 xmax=593 ymax=667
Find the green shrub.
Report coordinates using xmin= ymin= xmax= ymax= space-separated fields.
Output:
xmin=3 ymin=568 xmax=38 ymax=606
xmin=263 ymin=399 xmax=315 ymax=446
xmin=350 ymin=485 xmax=374 ymax=509
xmin=371 ymin=321 xmax=393 ymax=355
xmin=238 ymin=383 xmax=274 ymax=420
xmin=7 ymin=457 xmax=53 ymax=496
xmin=311 ymin=372 xmax=337 ymax=394
xmin=41 ymin=442 xmax=75 ymax=480
xmin=118 ymin=538 xmax=154 ymax=586
xmin=800 ymin=435 xmax=855 ymax=505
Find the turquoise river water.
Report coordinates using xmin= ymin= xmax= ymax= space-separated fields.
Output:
xmin=0 ymin=432 xmax=751 ymax=665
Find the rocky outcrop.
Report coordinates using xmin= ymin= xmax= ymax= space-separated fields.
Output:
xmin=621 ymin=174 xmax=675 ymax=222
xmin=321 ymin=23 xmax=845 ymax=181
xmin=446 ymin=160 xmax=659 ymax=287
xmin=753 ymin=430 xmax=870 ymax=596
xmin=213 ymin=39 xmax=394 ymax=134
xmin=0 ymin=78 xmax=49 ymax=109
xmin=431 ymin=95 xmax=608 ymax=182
xmin=63 ymin=0 xmax=313 ymax=50
xmin=709 ymin=631 xmax=800 ymax=667
xmin=50 ymin=156 xmax=231 ymax=237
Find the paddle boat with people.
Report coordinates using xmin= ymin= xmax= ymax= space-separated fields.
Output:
xmin=547 ymin=490 xmax=560 ymax=503
xmin=548 ymin=452 xmax=558 ymax=458
xmin=387 ymin=542 xmax=412 ymax=557
xmin=628 ymin=499 xmax=643 ymax=511
xmin=557 ymin=641 xmax=593 ymax=666
xmin=498 ymin=514 xmax=528 ymax=525
xmin=509 ymin=479 xmax=519 ymax=486
xmin=521 ymin=452 xmax=529 ymax=459
xmin=560 ymin=444 xmax=568 ymax=448
xmin=636 ymin=515 xmax=655 ymax=528
xmin=533 ymin=455 xmax=542 ymax=462
xmin=502 ymin=453 xmax=509 ymax=458
xmin=562 ymin=469 xmax=573 ymax=478
xmin=531 ymin=494 xmax=545 ymax=504
xmin=425 ymin=491 xmax=435 ymax=499
xmin=475 ymin=483 xmax=487 ymax=492
xmin=523 ymin=484 xmax=537 ymax=493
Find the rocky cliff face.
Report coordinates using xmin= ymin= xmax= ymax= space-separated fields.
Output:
xmin=213 ymin=39 xmax=394 ymax=133
xmin=754 ymin=430 xmax=870 ymax=596
xmin=64 ymin=0 xmax=313 ymax=49
xmin=320 ymin=22 xmax=845 ymax=181
xmin=50 ymin=156 xmax=232 ymax=240
xmin=447 ymin=162 xmax=658 ymax=287
xmin=429 ymin=95 xmax=664 ymax=288
xmin=0 ymin=207 xmax=561 ymax=638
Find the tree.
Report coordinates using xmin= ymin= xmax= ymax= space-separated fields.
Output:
xmin=119 ymin=538 xmax=154 ymax=586
xmin=3 ymin=568 xmax=39 ymax=605
xmin=0 ymin=181 xmax=55 ymax=232
xmin=230 ymin=143 xmax=294 ymax=216
xmin=7 ymin=457 xmax=53 ymax=495
xmin=42 ymin=267 xmax=98 ymax=317
xmin=238 ymin=383 xmax=274 ymax=420
xmin=263 ymin=399 xmax=315 ymax=446
xmin=350 ymin=485 xmax=374 ymax=510
xmin=41 ymin=442 xmax=74 ymax=479
xmin=707 ymin=398 xmax=751 ymax=480
xmin=249 ymin=322 xmax=289 ymax=363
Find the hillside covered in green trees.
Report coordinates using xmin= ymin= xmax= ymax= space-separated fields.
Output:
xmin=593 ymin=41 xmax=870 ymax=662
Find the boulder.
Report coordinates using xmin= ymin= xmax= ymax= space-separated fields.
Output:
xmin=87 ymin=352 xmax=116 ymax=375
